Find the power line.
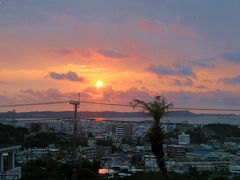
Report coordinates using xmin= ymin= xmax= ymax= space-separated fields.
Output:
xmin=0 ymin=101 xmax=69 ymax=108
xmin=0 ymin=100 xmax=240 ymax=112
xmin=79 ymin=100 xmax=130 ymax=107
xmin=79 ymin=100 xmax=240 ymax=112
xmin=171 ymin=107 xmax=240 ymax=112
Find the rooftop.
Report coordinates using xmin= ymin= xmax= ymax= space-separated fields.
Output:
xmin=191 ymin=148 xmax=216 ymax=155
xmin=0 ymin=145 xmax=21 ymax=153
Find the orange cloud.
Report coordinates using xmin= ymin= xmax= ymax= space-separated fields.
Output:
xmin=54 ymin=48 xmax=91 ymax=58
xmin=53 ymin=48 xmax=128 ymax=61
xmin=1 ymin=87 xmax=239 ymax=112
xmin=136 ymin=19 xmax=197 ymax=37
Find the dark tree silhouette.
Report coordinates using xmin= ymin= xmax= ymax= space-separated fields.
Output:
xmin=130 ymin=95 xmax=173 ymax=180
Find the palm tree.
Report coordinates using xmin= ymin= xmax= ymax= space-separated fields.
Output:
xmin=130 ymin=95 xmax=173 ymax=180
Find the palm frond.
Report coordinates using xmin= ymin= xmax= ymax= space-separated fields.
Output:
xmin=130 ymin=95 xmax=173 ymax=124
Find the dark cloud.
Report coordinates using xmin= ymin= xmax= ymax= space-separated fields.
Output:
xmin=21 ymin=88 xmax=65 ymax=101
xmin=196 ymin=85 xmax=208 ymax=89
xmin=98 ymin=49 xmax=127 ymax=58
xmin=55 ymin=48 xmax=91 ymax=57
xmin=0 ymin=81 xmax=7 ymax=84
xmin=165 ymin=90 xmax=240 ymax=108
xmin=20 ymin=88 xmax=90 ymax=102
xmin=49 ymin=71 xmax=85 ymax=82
xmin=83 ymin=86 xmax=152 ymax=104
xmin=149 ymin=57 xmax=214 ymax=80
xmin=184 ymin=78 xmax=194 ymax=86
xmin=190 ymin=58 xmax=214 ymax=68
xmin=172 ymin=78 xmax=193 ymax=86
xmin=219 ymin=75 xmax=240 ymax=85
xmin=59 ymin=48 xmax=72 ymax=55
xmin=2 ymin=87 xmax=240 ymax=112
xmin=16 ymin=87 xmax=152 ymax=111
xmin=173 ymin=79 xmax=182 ymax=86
xmin=83 ymin=87 xmax=240 ymax=109
xmin=222 ymin=52 xmax=240 ymax=63
xmin=19 ymin=88 xmax=240 ymax=109
xmin=0 ymin=95 xmax=9 ymax=102
xmin=149 ymin=64 xmax=194 ymax=76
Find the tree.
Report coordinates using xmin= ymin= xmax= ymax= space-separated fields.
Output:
xmin=130 ymin=95 xmax=173 ymax=180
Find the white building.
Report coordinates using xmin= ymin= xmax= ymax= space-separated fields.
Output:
xmin=144 ymin=155 xmax=159 ymax=171
xmin=178 ymin=132 xmax=190 ymax=145
xmin=16 ymin=147 xmax=60 ymax=163
xmin=0 ymin=146 xmax=21 ymax=180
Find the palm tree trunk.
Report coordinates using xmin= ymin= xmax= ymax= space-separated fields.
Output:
xmin=149 ymin=123 xmax=170 ymax=180
xmin=157 ymin=157 xmax=170 ymax=180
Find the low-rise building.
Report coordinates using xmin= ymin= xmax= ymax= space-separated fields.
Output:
xmin=80 ymin=147 xmax=97 ymax=160
xmin=186 ymin=148 xmax=216 ymax=160
xmin=97 ymin=146 xmax=112 ymax=157
xmin=17 ymin=147 xmax=60 ymax=163
xmin=143 ymin=155 xmax=159 ymax=172
xmin=167 ymin=145 xmax=186 ymax=160
xmin=167 ymin=160 xmax=230 ymax=173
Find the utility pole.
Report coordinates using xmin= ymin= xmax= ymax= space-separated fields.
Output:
xmin=70 ymin=93 xmax=80 ymax=180
xmin=12 ymin=110 xmax=15 ymax=127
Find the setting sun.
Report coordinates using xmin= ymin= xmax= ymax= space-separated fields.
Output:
xmin=96 ymin=81 xmax=103 ymax=88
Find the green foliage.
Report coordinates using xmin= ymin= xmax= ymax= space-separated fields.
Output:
xmin=130 ymin=95 xmax=173 ymax=124
xmin=0 ymin=123 xmax=29 ymax=147
xmin=165 ymin=129 xmax=179 ymax=139
xmin=206 ymin=123 xmax=240 ymax=141
xmin=21 ymin=158 xmax=102 ymax=180
xmin=81 ymin=159 xmax=101 ymax=174
xmin=232 ymin=176 xmax=240 ymax=180
xmin=166 ymin=123 xmax=240 ymax=144
xmin=96 ymin=139 xmax=113 ymax=146
xmin=111 ymin=145 xmax=122 ymax=153
xmin=22 ymin=133 xmax=62 ymax=148
xmin=21 ymin=158 xmax=70 ymax=180
xmin=186 ymin=127 xmax=207 ymax=144
xmin=131 ymin=154 xmax=144 ymax=167
xmin=111 ymin=171 xmax=237 ymax=180
xmin=112 ymin=171 xmax=164 ymax=180
xmin=130 ymin=95 xmax=172 ymax=180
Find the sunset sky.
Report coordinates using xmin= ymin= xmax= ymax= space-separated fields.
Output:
xmin=1 ymin=0 xmax=240 ymax=112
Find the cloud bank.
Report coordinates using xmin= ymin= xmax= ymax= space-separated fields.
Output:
xmin=49 ymin=71 xmax=85 ymax=82
xmin=97 ymin=49 xmax=127 ymax=59
xmin=149 ymin=64 xmax=194 ymax=76
xmin=222 ymin=52 xmax=240 ymax=63
xmin=220 ymin=75 xmax=240 ymax=85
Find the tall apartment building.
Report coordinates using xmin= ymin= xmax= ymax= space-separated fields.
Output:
xmin=115 ymin=125 xmax=132 ymax=139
